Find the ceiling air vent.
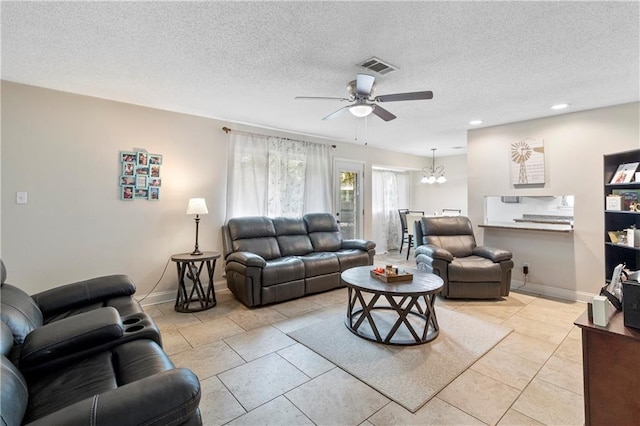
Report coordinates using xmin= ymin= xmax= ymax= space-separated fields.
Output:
xmin=358 ymin=57 xmax=398 ymax=75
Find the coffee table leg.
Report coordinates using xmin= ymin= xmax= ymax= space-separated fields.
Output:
xmin=349 ymin=289 xmax=383 ymax=342
xmin=385 ymin=295 xmax=423 ymax=343
xmin=425 ymin=294 xmax=439 ymax=333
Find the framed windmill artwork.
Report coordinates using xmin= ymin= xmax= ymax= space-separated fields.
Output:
xmin=510 ymin=138 xmax=545 ymax=186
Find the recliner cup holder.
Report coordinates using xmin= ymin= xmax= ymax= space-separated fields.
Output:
xmin=123 ymin=317 xmax=141 ymax=325
xmin=125 ymin=325 xmax=144 ymax=333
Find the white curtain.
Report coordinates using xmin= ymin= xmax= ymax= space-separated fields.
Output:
xmin=372 ymin=169 xmax=410 ymax=252
xmin=226 ymin=132 xmax=332 ymax=220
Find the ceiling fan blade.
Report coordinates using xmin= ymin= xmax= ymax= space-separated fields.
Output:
xmin=295 ymin=96 xmax=351 ymax=101
xmin=375 ymin=91 xmax=433 ymax=102
xmin=322 ymin=106 xmax=349 ymax=121
xmin=371 ymin=104 xmax=397 ymax=121
xmin=356 ymin=74 xmax=376 ymax=96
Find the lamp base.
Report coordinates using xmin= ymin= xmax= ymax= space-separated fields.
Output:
xmin=190 ymin=249 xmax=203 ymax=256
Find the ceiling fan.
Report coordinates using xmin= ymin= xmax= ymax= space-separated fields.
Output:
xmin=295 ymin=73 xmax=433 ymax=122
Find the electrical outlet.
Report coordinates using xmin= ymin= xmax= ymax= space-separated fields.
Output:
xmin=523 ymin=262 xmax=530 ymax=275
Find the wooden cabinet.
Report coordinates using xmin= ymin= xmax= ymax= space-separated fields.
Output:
xmin=604 ymin=149 xmax=640 ymax=281
xmin=575 ymin=311 xmax=640 ymax=425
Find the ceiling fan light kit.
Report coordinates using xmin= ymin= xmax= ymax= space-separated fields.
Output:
xmin=421 ymin=148 xmax=447 ymax=184
xmin=296 ymin=73 xmax=433 ymax=122
xmin=349 ymin=103 xmax=374 ymax=117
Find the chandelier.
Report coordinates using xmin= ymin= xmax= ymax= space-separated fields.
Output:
xmin=420 ymin=148 xmax=447 ymax=184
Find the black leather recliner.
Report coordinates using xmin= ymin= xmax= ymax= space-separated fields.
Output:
xmin=414 ymin=216 xmax=514 ymax=299
xmin=1 ymin=316 xmax=202 ymax=425
xmin=0 ymin=259 xmax=160 ymax=346
xmin=0 ymin=261 xmax=202 ymax=425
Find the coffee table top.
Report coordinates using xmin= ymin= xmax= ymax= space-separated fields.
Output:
xmin=341 ymin=266 xmax=443 ymax=295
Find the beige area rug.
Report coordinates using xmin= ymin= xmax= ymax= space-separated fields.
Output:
xmin=287 ymin=307 xmax=512 ymax=412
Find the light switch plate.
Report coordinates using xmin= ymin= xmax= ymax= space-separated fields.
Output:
xmin=16 ymin=192 xmax=28 ymax=204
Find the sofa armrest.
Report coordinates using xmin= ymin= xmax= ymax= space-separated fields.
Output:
xmin=27 ymin=368 xmax=201 ymax=426
xmin=473 ymin=246 xmax=513 ymax=262
xmin=415 ymin=245 xmax=454 ymax=262
xmin=32 ymin=275 xmax=136 ymax=317
xmin=20 ymin=307 xmax=123 ymax=369
xmin=226 ymin=252 xmax=267 ymax=268
xmin=341 ymin=239 xmax=376 ymax=251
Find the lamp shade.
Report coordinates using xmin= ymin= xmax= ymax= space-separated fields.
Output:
xmin=186 ymin=198 xmax=208 ymax=215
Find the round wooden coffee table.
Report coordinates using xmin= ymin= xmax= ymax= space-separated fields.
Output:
xmin=341 ymin=266 xmax=443 ymax=345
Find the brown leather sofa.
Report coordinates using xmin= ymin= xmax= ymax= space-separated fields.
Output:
xmin=222 ymin=213 xmax=376 ymax=307
xmin=414 ymin=216 xmax=514 ymax=299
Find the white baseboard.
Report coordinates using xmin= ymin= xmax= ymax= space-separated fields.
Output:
xmin=140 ymin=279 xmax=595 ymax=306
xmin=138 ymin=280 xmax=228 ymax=307
xmin=511 ymin=279 xmax=595 ymax=304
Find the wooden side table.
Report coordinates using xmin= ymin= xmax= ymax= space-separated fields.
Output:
xmin=171 ymin=251 xmax=220 ymax=312
xmin=575 ymin=310 xmax=640 ymax=425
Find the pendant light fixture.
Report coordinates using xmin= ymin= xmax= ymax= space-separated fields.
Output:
xmin=420 ymin=148 xmax=447 ymax=184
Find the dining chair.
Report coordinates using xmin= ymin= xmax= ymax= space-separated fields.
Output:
xmin=399 ymin=209 xmax=424 ymax=259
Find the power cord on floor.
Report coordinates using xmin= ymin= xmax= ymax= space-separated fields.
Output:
xmin=515 ymin=273 xmax=528 ymax=290
xmin=136 ymin=256 xmax=172 ymax=304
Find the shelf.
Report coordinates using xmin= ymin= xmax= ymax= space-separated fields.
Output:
xmin=605 ymin=183 xmax=640 ymax=188
xmin=605 ymin=210 xmax=640 ymax=214
xmin=605 ymin=242 xmax=640 ymax=251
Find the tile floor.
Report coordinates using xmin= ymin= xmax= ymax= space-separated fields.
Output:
xmin=145 ymin=251 xmax=587 ymax=425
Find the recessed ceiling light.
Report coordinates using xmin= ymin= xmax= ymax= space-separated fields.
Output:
xmin=469 ymin=120 xmax=483 ymax=125
xmin=551 ymin=103 xmax=570 ymax=110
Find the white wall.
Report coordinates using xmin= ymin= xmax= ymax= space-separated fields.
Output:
xmin=411 ymin=154 xmax=468 ymax=216
xmin=468 ymin=102 xmax=639 ymax=301
xmin=1 ymin=81 xmax=438 ymax=299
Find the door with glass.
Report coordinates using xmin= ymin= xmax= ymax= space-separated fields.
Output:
xmin=334 ymin=160 xmax=364 ymax=239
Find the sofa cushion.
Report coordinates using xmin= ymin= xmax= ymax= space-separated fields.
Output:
xmin=424 ymin=235 xmax=475 ymax=258
xmin=304 ymin=213 xmax=342 ymax=252
xmin=309 ymin=232 xmax=342 ymax=252
xmin=25 ymin=351 xmax=117 ymax=423
xmin=233 ymin=237 xmax=282 ymax=261
xmin=277 ymin=235 xmax=314 ymax=257
xmin=303 ymin=213 xmax=339 ymax=233
xmin=228 ymin=216 xmax=276 ymax=240
xmin=334 ymin=249 xmax=371 ymax=271
xmin=420 ymin=216 xmax=477 ymax=258
xmin=262 ymin=257 xmax=305 ymax=286
xmin=272 ymin=217 xmax=307 ymax=235
xmin=23 ymin=340 xmax=174 ymax=424
xmin=273 ymin=217 xmax=313 ymax=256
xmin=300 ymin=252 xmax=340 ymax=277
xmin=448 ymin=256 xmax=503 ymax=282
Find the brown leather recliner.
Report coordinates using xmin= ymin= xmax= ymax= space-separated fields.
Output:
xmin=414 ymin=216 xmax=514 ymax=299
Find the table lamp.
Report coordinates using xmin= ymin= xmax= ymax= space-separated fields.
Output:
xmin=186 ymin=198 xmax=208 ymax=255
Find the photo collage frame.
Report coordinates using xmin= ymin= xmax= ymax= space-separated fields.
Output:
xmin=120 ymin=151 xmax=162 ymax=200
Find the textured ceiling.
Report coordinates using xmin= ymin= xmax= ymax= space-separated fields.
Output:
xmin=2 ymin=1 xmax=639 ymax=157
